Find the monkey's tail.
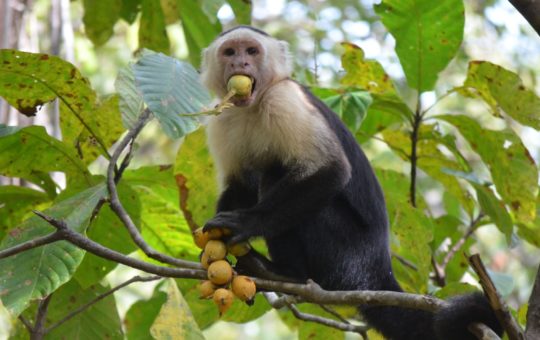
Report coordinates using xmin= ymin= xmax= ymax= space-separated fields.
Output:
xmin=360 ymin=292 xmax=503 ymax=340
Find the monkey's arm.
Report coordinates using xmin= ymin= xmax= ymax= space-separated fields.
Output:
xmin=205 ymin=160 xmax=348 ymax=244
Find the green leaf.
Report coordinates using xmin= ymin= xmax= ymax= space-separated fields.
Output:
xmin=458 ymin=61 xmax=540 ymax=130
xmin=160 ymin=0 xmax=180 ymax=24
xmin=139 ymin=0 xmax=170 ymax=54
xmin=340 ymin=43 xmax=397 ymax=95
xmin=134 ymin=52 xmax=211 ymax=139
xmin=150 ymin=279 xmax=204 ymax=340
xmin=279 ymin=304 xmax=344 ymax=340
xmin=473 ymin=184 xmax=513 ymax=242
xmin=374 ymin=0 xmax=464 ymax=92
xmin=0 ymin=49 xmax=117 ymax=164
xmin=69 ymin=95 xmax=125 ymax=165
xmin=44 ymin=279 xmax=123 ymax=340
xmin=0 ymin=125 xmax=92 ymax=185
xmin=382 ymin=125 xmax=473 ymax=212
xmin=438 ymin=114 xmax=538 ymax=223
xmin=177 ymin=0 xmax=222 ymax=68
xmin=312 ymin=87 xmax=372 ymax=133
xmin=0 ymin=186 xmax=50 ymax=240
xmin=377 ymin=170 xmax=433 ymax=293
xmin=124 ymin=166 xmax=199 ymax=260
xmin=356 ymin=92 xmax=411 ymax=143
xmin=174 ymin=128 xmax=218 ymax=229
xmin=125 ymin=289 xmax=167 ymax=340
xmin=227 ymin=0 xmax=252 ymax=25
xmin=201 ymin=0 xmax=226 ymax=24
xmin=73 ymin=183 xmax=141 ymax=288
xmin=82 ymin=0 xmax=121 ymax=46
xmin=0 ymin=50 xmax=93 ymax=119
xmin=120 ymin=0 xmax=142 ymax=24
xmin=434 ymin=283 xmax=478 ymax=299
xmin=0 ymin=184 xmax=107 ymax=315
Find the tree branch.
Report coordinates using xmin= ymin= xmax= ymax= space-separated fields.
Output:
xmin=525 ymin=264 xmax=540 ymax=339
xmin=46 ymin=275 xmax=162 ymax=333
xmin=105 ymin=109 xmax=199 ymax=269
xmin=30 ymin=294 xmax=53 ymax=340
xmin=468 ymin=254 xmax=524 ymax=340
xmin=508 ymin=0 xmax=540 ymax=36
xmin=31 ymin=211 xmax=500 ymax=337
xmin=32 ymin=211 xmax=205 ymax=278
xmin=31 ymin=211 xmax=443 ymax=310
xmin=0 ymin=232 xmax=62 ymax=259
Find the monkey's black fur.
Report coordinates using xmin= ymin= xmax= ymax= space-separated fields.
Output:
xmin=204 ymin=28 xmax=502 ymax=339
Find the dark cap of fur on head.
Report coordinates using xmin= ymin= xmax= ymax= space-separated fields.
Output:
xmin=219 ymin=25 xmax=269 ymax=37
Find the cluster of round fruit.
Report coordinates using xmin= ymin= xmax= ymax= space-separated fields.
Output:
xmin=193 ymin=227 xmax=257 ymax=316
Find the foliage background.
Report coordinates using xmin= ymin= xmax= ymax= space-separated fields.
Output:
xmin=0 ymin=0 xmax=539 ymax=339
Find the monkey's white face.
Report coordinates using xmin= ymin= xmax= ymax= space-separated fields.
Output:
xmin=217 ymin=37 xmax=265 ymax=107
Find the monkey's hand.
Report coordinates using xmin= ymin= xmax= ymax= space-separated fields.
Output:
xmin=203 ymin=210 xmax=261 ymax=245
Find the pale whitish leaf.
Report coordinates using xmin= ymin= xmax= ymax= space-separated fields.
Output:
xmin=0 ymin=184 xmax=107 ymax=315
xmin=133 ymin=52 xmax=211 ymax=139
xmin=115 ymin=65 xmax=145 ymax=129
xmin=487 ymin=270 xmax=514 ymax=297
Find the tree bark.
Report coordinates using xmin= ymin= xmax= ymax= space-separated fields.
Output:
xmin=525 ymin=265 xmax=540 ymax=339
xmin=509 ymin=0 xmax=540 ymax=36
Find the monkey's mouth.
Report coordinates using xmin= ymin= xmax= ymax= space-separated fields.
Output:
xmin=228 ymin=74 xmax=256 ymax=107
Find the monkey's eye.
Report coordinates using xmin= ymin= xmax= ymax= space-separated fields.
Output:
xmin=223 ymin=48 xmax=235 ymax=56
xmin=246 ymin=47 xmax=259 ymax=55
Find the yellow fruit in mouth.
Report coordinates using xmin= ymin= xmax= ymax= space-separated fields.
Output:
xmin=227 ymin=75 xmax=252 ymax=97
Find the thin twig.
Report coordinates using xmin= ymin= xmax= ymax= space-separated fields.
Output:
xmin=105 ymin=109 xmax=199 ymax=269
xmin=46 ymin=275 xmax=162 ymax=333
xmin=409 ymin=95 xmax=422 ymax=207
xmin=392 ymin=252 xmax=418 ymax=271
xmin=30 ymin=294 xmax=53 ymax=340
xmin=0 ymin=232 xmax=62 ymax=259
xmin=287 ymin=303 xmax=368 ymax=335
xmin=441 ymin=213 xmax=484 ymax=271
xmin=18 ymin=316 xmax=33 ymax=332
xmin=318 ymin=304 xmax=350 ymax=324
xmin=468 ymin=254 xmax=524 ymax=340
xmin=469 ymin=322 xmax=502 ymax=340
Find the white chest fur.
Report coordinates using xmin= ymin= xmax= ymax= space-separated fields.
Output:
xmin=206 ymin=80 xmax=341 ymax=185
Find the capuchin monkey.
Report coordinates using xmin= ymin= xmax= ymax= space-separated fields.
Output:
xmin=200 ymin=26 xmax=502 ymax=340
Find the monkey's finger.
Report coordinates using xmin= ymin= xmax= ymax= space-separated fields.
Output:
xmin=226 ymin=233 xmax=250 ymax=246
